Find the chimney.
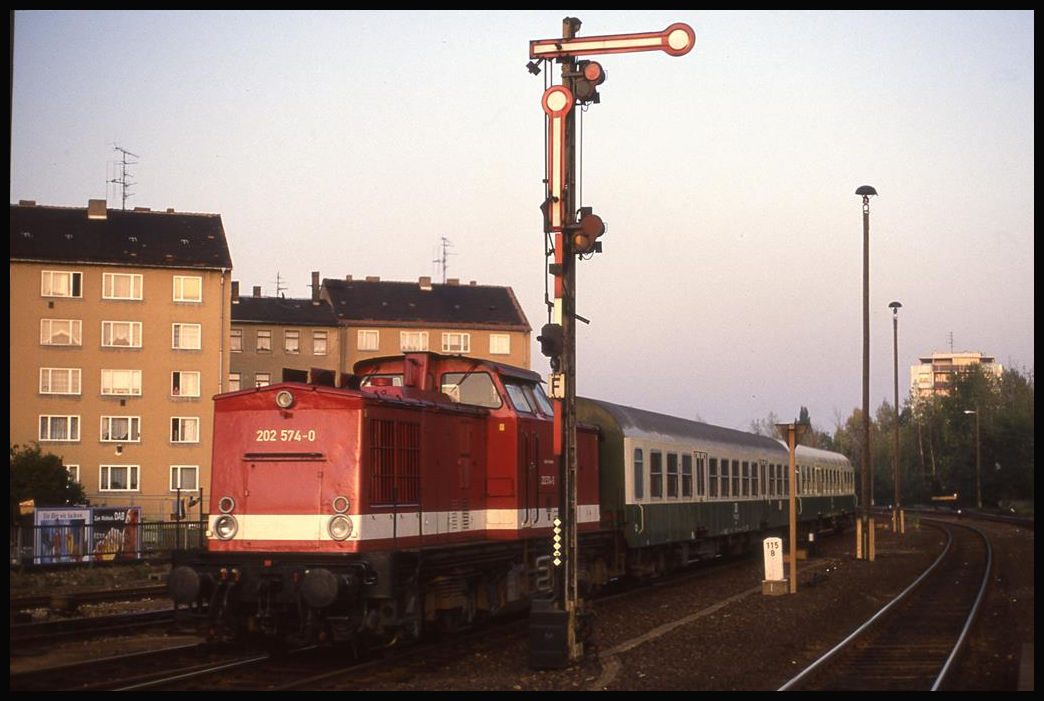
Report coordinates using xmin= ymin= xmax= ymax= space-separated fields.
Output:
xmin=18 ymin=200 xmax=36 ymax=207
xmin=231 ymin=280 xmax=240 ymax=302
xmin=419 ymin=276 xmax=432 ymax=291
xmin=253 ymin=286 xmax=262 ymax=297
xmin=87 ymin=199 xmax=107 ymax=220
xmin=365 ymin=276 xmax=380 ymax=282
xmin=447 ymin=278 xmax=459 ymax=286
xmin=311 ymin=271 xmax=320 ymax=305
xmin=345 ymin=275 xmax=353 ymax=282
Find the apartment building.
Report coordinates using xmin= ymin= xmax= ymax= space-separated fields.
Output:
xmin=10 ymin=200 xmax=233 ymax=520
xmin=229 ymin=273 xmax=342 ymax=389
xmin=322 ymin=275 xmax=532 ymax=371
xmin=910 ymin=351 xmax=1003 ymax=399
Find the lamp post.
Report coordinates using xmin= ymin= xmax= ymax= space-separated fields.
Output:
xmin=777 ymin=422 xmax=808 ymax=594
xmin=963 ymin=406 xmax=982 ymax=509
xmin=889 ymin=301 xmax=903 ymax=534
xmin=856 ymin=185 xmax=877 ymax=560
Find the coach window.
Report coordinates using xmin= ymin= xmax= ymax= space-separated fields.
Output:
xmin=741 ymin=461 xmax=749 ymax=497
xmin=695 ymin=452 xmax=707 ymax=498
xmin=708 ymin=457 xmax=719 ymax=498
xmin=666 ymin=453 xmax=679 ymax=498
xmin=755 ymin=461 xmax=764 ymax=497
xmin=650 ymin=451 xmax=663 ymax=498
xmin=633 ymin=448 xmax=644 ymax=500
xmin=681 ymin=453 xmax=693 ymax=498
xmin=440 ymin=372 xmax=501 ymax=409
xmin=731 ymin=459 xmax=740 ymax=497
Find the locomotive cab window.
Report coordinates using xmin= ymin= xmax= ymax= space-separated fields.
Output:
xmin=440 ymin=372 xmax=502 ymax=409
xmin=360 ymin=374 xmax=403 ymax=388
xmin=504 ymin=382 xmax=534 ymax=413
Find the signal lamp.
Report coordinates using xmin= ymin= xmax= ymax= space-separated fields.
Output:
xmin=538 ymin=323 xmax=564 ymax=359
xmin=572 ymin=210 xmax=606 ymax=254
xmin=573 ymin=60 xmax=606 ymax=103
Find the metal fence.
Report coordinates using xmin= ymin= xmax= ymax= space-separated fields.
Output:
xmin=9 ymin=519 xmax=207 ymax=567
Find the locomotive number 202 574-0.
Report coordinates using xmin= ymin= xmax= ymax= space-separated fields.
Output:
xmin=255 ymin=428 xmax=317 ymax=442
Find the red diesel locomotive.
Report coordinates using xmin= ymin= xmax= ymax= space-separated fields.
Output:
xmin=169 ymin=350 xmax=855 ymax=647
xmin=169 ymin=352 xmax=601 ymax=645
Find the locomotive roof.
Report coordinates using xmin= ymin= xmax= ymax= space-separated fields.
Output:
xmin=579 ymin=397 xmax=787 ymax=456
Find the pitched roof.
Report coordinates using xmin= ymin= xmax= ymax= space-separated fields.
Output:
xmin=232 ymin=295 xmax=340 ymax=326
xmin=322 ymin=278 xmax=530 ymax=331
xmin=10 ymin=201 xmax=233 ymax=270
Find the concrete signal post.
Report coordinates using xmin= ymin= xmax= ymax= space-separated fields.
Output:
xmin=528 ymin=18 xmax=695 ymax=669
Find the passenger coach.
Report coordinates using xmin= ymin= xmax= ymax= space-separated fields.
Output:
xmin=577 ymin=398 xmax=855 ymax=570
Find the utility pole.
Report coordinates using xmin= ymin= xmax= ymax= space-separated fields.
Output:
xmin=528 ymin=17 xmax=695 ymax=669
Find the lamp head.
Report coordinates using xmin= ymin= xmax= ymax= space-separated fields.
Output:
xmin=855 ymin=185 xmax=878 ymax=197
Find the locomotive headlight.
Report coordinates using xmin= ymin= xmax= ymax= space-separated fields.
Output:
xmin=275 ymin=390 xmax=295 ymax=409
xmin=214 ymin=514 xmax=239 ymax=540
xmin=327 ymin=514 xmax=353 ymax=541
xmin=218 ymin=496 xmax=236 ymax=514
xmin=332 ymin=495 xmax=350 ymax=514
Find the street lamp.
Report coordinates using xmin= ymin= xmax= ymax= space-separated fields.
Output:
xmin=963 ymin=406 xmax=982 ymax=509
xmin=856 ymin=185 xmax=877 ymax=561
xmin=889 ymin=301 xmax=903 ymax=534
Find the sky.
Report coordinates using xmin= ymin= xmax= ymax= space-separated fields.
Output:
xmin=10 ymin=10 xmax=1034 ymax=433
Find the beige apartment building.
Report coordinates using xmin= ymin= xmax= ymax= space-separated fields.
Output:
xmin=910 ymin=351 xmax=1003 ymax=399
xmin=10 ymin=200 xmax=232 ymax=521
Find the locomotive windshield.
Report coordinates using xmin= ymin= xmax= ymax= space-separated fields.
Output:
xmin=440 ymin=372 xmax=502 ymax=409
xmin=504 ymin=381 xmax=554 ymax=416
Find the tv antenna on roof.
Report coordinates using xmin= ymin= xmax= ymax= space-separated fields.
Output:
xmin=433 ymin=236 xmax=454 ymax=283
xmin=108 ymin=145 xmax=139 ymax=210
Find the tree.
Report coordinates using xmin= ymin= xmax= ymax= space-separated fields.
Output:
xmin=10 ymin=443 xmax=86 ymax=524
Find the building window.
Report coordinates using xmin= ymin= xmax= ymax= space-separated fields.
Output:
xmin=228 ymin=372 xmax=241 ymax=392
xmin=312 ymin=330 xmax=328 ymax=356
xmin=230 ymin=328 xmax=243 ymax=352
xmin=101 ymin=320 xmax=142 ymax=348
xmin=173 ymin=276 xmax=202 ymax=302
xmin=441 ymin=332 xmax=470 ymax=353
xmin=102 ymin=272 xmax=143 ymax=300
xmin=41 ymin=270 xmax=82 ymax=298
xmin=172 ymin=323 xmax=202 ymax=350
xmin=170 ymin=417 xmax=200 ymax=443
xmin=171 ymin=371 xmax=201 ymax=397
xmin=39 ymin=368 xmax=81 ymax=395
xmin=400 ymin=331 xmax=429 ymax=352
xmin=66 ymin=465 xmax=80 ymax=483
xmin=41 ymin=319 xmax=82 ymax=346
xmin=100 ymin=465 xmax=139 ymax=492
xmin=101 ymin=369 xmax=142 ymax=396
xmin=39 ymin=415 xmax=80 ymax=442
xmin=489 ymin=333 xmax=510 ymax=355
xmin=357 ymin=329 xmax=379 ymax=351
xmin=284 ymin=330 xmax=300 ymax=354
xmin=100 ymin=416 xmax=141 ymax=442
xmin=255 ymin=373 xmax=271 ymax=388
xmin=170 ymin=465 xmax=199 ymax=492
xmin=256 ymin=329 xmax=272 ymax=353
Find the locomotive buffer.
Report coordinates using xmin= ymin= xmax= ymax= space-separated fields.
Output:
xmin=529 ymin=17 xmax=695 ymax=669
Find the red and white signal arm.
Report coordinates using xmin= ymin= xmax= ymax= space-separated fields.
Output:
xmin=542 ymin=85 xmax=573 ymax=233
xmin=530 ymin=23 xmax=695 ymax=60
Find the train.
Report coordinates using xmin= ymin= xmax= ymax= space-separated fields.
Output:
xmin=169 ymin=351 xmax=855 ymax=647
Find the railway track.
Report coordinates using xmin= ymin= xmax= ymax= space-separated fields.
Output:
xmin=779 ymin=518 xmax=992 ymax=691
